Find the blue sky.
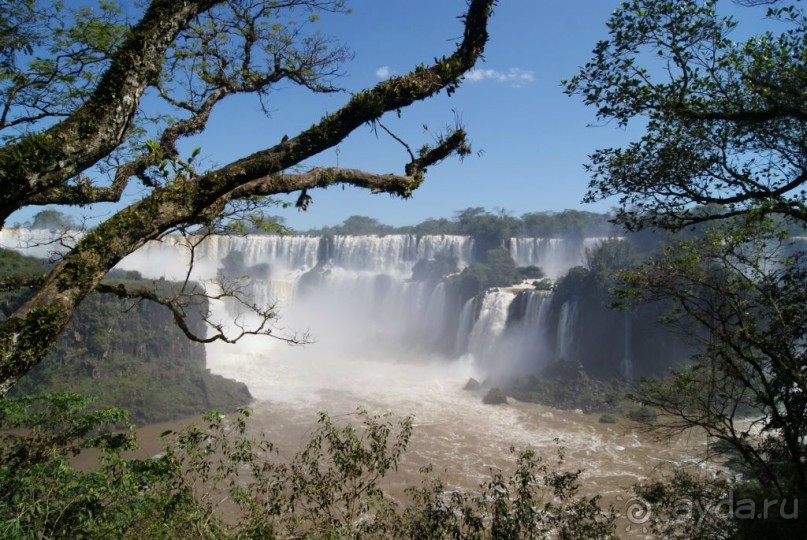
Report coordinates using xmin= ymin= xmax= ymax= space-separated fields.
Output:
xmin=8 ymin=0 xmax=775 ymax=230
xmin=203 ymin=0 xmax=634 ymax=230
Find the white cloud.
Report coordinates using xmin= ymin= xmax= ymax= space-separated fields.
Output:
xmin=465 ymin=67 xmax=535 ymax=84
xmin=375 ymin=65 xmax=392 ymax=79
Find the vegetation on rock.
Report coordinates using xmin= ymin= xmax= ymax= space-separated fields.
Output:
xmin=1 ymin=249 xmax=250 ymax=424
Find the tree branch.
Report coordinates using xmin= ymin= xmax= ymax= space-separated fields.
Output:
xmin=95 ymin=281 xmax=306 ymax=345
xmin=0 ymin=0 xmax=222 ymax=226
xmin=0 ymin=0 xmax=496 ymax=394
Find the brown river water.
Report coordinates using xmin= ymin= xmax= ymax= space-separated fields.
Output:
xmin=99 ymin=336 xmax=715 ymax=539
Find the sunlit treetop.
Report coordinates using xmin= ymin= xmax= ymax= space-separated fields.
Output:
xmin=566 ymin=0 xmax=806 ymax=231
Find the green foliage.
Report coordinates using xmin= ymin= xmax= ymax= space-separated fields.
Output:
xmin=411 ymin=252 xmax=459 ymax=285
xmin=0 ymin=248 xmax=48 ymax=282
xmin=484 ymin=246 xmax=518 ymax=286
xmin=446 ymin=247 xmax=520 ymax=303
xmin=316 ymin=215 xmax=396 ymax=236
xmin=623 ymin=225 xmax=807 ymax=494
xmin=569 ymin=1 xmax=807 ymax=527
xmin=0 ymin=393 xmax=211 ymax=539
xmin=517 ymin=265 xmax=545 ymax=280
xmin=0 ymin=1 xmax=37 ymax=72
xmin=0 ymin=396 xmax=618 ymax=539
xmin=633 ymin=468 xmax=807 ymax=539
xmin=584 ymin=238 xmax=635 ymax=287
xmin=226 ymin=212 xmax=290 ymax=236
xmin=1 ymin=250 xmax=251 ymax=424
xmin=520 ymin=210 xmax=614 ymax=238
xmin=566 ymin=0 xmax=807 ymax=230
xmin=543 ymin=240 xmax=683 ymax=378
xmin=450 ymin=263 xmax=491 ymax=301
xmin=218 ymin=249 xmax=273 ymax=283
xmin=308 ymin=208 xmax=615 ymax=249
xmin=454 ymin=207 xmax=518 ymax=259
xmin=219 ymin=249 xmax=248 ymax=278
xmin=0 ymin=0 xmax=126 ymax=143
xmin=167 ymin=407 xmax=414 ymax=538
xmin=28 ymin=209 xmax=76 ymax=230
xmin=632 ymin=469 xmax=739 ymax=540
xmin=399 ymin=447 xmax=617 ymax=539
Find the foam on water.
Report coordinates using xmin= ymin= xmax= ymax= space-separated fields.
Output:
xmin=2 ymin=230 xmax=711 ymax=501
xmin=206 ymin=332 xmax=705 ymax=497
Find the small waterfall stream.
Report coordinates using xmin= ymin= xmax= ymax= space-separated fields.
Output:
xmin=556 ymin=300 xmax=579 ymax=362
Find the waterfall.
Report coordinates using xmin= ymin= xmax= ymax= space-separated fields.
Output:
xmin=509 ymin=236 xmax=623 ymax=279
xmin=466 ymin=290 xmax=516 ymax=366
xmin=4 ymin=229 xmax=618 ymax=380
xmin=521 ymin=290 xmax=552 ymax=367
xmin=454 ymin=297 xmax=478 ymax=356
xmin=490 ymin=289 xmax=553 ymax=375
xmin=620 ymin=311 xmax=634 ymax=383
xmin=0 ymin=227 xmax=80 ymax=260
xmin=556 ymin=300 xmax=579 ymax=362
xmin=421 ymin=281 xmax=448 ymax=345
xmin=328 ymin=234 xmax=473 ymax=275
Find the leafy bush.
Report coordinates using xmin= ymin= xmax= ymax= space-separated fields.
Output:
xmin=626 ymin=406 xmax=658 ymax=423
xmin=1 ymin=394 xmax=618 ymax=539
xmin=632 ymin=468 xmax=807 ymax=540
xmin=0 ymin=393 xmax=212 ymax=539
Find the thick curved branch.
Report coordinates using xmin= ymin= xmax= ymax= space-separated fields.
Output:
xmin=22 ymin=173 xmax=131 ymax=207
xmin=25 ymin=68 xmax=298 ymax=205
xmin=0 ymin=276 xmax=46 ymax=294
xmin=228 ymin=129 xmax=469 ymax=203
xmin=0 ymin=0 xmax=222 ymax=226
xmin=0 ymin=0 xmax=496 ymax=394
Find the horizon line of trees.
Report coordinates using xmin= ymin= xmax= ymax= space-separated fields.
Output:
xmin=14 ymin=206 xmax=620 ymax=238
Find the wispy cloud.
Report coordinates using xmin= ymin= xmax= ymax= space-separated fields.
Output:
xmin=375 ymin=65 xmax=393 ymax=79
xmin=465 ymin=67 xmax=535 ymax=85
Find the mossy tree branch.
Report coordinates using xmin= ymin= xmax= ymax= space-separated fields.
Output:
xmin=0 ymin=0 xmax=496 ymax=394
xmin=0 ymin=0 xmax=221 ymax=225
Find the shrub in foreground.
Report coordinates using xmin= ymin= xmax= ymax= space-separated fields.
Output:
xmin=1 ymin=393 xmax=618 ymax=539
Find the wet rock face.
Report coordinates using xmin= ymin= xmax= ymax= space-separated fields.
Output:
xmin=464 ymin=377 xmax=481 ymax=390
xmin=482 ymin=387 xmax=507 ymax=405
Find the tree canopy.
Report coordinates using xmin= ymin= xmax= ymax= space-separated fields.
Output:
xmin=566 ymin=0 xmax=806 ymax=231
xmin=570 ymin=1 xmax=807 ymax=528
xmin=0 ymin=0 xmax=497 ymax=394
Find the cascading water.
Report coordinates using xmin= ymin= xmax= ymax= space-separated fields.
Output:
xmin=556 ymin=300 xmax=579 ymax=362
xmin=509 ymin=236 xmax=623 ymax=279
xmin=420 ymin=281 xmax=448 ymax=346
xmin=3 ymin=229 xmax=712 ymax=503
xmin=0 ymin=227 xmax=79 ymax=259
xmin=465 ymin=289 xmax=516 ymax=366
xmin=620 ymin=311 xmax=635 ymax=383
xmin=453 ymin=297 xmax=478 ymax=356
xmin=493 ymin=289 xmax=553 ymax=376
xmin=329 ymin=234 xmax=473 ymax=275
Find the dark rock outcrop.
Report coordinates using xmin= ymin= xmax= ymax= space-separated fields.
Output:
xmin=482 ymin=387 xmax=508 ymax=405
xmin=2 ymin=261 xmax=252 ymax=425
